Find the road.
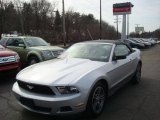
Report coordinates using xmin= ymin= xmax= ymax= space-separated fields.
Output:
xmin=0 ymin=45 xmax=160 ymax=120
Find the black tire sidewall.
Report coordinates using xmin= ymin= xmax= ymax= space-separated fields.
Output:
xmin=86 ymin=82 xmax=107 ymax=117
xmin=28 ymin=56 xmax=39 ymax=65
xmin=133 ymin=64 xmax=141 ymax=84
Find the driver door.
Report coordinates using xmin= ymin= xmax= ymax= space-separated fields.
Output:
xmin=108 ymin=44 xmax=133 ymax=88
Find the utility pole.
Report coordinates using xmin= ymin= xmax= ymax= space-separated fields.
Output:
xmin=62 ymin=0 xmax=66 ymax=46
xmin=114 ymin=15 xmax=121 ymax=38
xmin=100 ymin=0 xmax=102 ymax=40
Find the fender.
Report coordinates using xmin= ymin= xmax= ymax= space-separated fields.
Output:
xmin=27 ymin=51 xmax=43 ymax=62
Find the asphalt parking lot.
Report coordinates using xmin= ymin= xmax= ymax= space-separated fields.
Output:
xmin=0 ymin=45 xmax=160 ymax=120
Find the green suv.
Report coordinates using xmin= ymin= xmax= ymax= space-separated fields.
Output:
xmin=0 ymin=36 xmax=64 ymax=66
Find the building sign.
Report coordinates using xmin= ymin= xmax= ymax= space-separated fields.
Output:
xmin=135 ymin=27 xmax=144 ymax=33
xmin=113 ymin=2 xmax=134 ymax=15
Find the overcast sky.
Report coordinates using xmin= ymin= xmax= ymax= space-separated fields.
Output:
xmin=27 ymin=0 xmax=160 ymax=33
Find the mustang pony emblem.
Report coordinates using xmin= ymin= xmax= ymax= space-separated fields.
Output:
xmin=27 ymin=85 xmax=34 ymax=90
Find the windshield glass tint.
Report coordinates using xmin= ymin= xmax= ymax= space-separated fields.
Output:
xmin=25 ymin=37 xmax=48 ymax=47
xmin=59 ymin=43 xmax=112 ymax=62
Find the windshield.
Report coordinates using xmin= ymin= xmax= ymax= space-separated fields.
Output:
xmin=0 ymin=45 xmax=4 ymax=49
xmin=59 ymin=43 xmax=112 ymax=62
xmin=25 ymin=37 xmax=48 ymax=47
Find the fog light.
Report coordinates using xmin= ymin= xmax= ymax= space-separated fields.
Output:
xmin=74 ymin=103 xmax=85 ymax=107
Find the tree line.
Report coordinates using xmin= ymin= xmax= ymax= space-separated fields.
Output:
xmin=1 ymin=0 xmax=159 ymax=45
xmin=0 ymin=0 xmax=118 ymax=44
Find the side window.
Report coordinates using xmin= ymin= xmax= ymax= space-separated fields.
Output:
xmin=6 ymin=38 xmax=15 ymax=46
xmin=0 ymin=38 xmax=8 ymax=45
xmin=6 ymin=38 xmax=24 ymax=47
xmin=114 ymin=44 xmax=131 ymax=56
xmin=17 ymin=39 xmax=25 ymax=45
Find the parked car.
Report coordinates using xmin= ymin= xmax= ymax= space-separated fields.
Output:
xmin=122 ymin=39 xmax=145 ymax=49
xmin=157 ymin=40 xmax=160 ymax=44
xmin=0 ymin=45 xmax=20 ymax=72
xmin=0 ymin=36 xmax=64 ymax=66
xmin=144 ymin=38 xmax=156 ymax=45
xmin=12 ymin=40 xmax=142 ymax=117
xmin=130 ymin=38 xmax=151 ymax=47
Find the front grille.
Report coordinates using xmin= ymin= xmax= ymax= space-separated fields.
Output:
xmin=17 ymin=81 xmax=55 ymax=96
xmin=0 ymin=62 xmax=17 ymax=67
xmin=0 ymin=56 xmax=16 ymax=64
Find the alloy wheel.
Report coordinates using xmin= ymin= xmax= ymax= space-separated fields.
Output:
xmin=91 ymin=86 xmax=105 ymax=114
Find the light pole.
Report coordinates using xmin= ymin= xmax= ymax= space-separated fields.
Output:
xmin=0 ymin=0 xmax=4 ymax=35
xmin=62 ymin=0 xmax=66 ymax=46
xmin=18 ymin=6 xmax=24 ymax=35
xmin=99 ymin=0 xmax=102 ymax=40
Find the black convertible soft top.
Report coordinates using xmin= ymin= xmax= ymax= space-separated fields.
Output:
xmin=82 ymin=39 xmax=134 ymax=52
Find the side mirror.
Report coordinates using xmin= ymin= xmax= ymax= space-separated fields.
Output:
xmin=113 ymin=55 xmax=126 ymax=61
xmin=18 ymin=44 xmax=26 ymax=48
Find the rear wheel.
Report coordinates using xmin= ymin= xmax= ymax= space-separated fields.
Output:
xmin=132 ymin=63 xmax=141 ymax=84
xmin=86 ymin=82 xmax=106 ymax=117
xmin=28 ymin=56 xmax=39 ymax=66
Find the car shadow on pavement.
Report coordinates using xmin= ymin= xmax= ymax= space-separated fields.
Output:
xmin=0 ymin=72 xmax=17 ymax=94
xmin=0 ymin=71 xmax=16 ymax=81
xmin=0 ymin=73 xmax=16 ymax=84
xmin=21 ymin=109 xmax=90 ymax=120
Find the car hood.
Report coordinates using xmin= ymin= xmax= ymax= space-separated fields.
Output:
xmin=29 ymin=46 xmax=64 ymax=51
xmin=0 ymin=48 xmax=17 ymax=57
xmin=17 ymin=58 xmax=105 ymax=86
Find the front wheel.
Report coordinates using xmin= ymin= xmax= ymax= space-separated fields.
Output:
xmin=132 ymin=63 xmax=142 ymax=84
xmin=86 ymin=82 xmax=106 ymax=117
xmin=28 ymin=56 xmax=39 ymax=66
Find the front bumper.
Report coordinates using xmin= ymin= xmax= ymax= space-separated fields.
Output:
xmin=0 ymin=62 xmax=20 ymax=72
xmin=12 ymin=82 xmax=86 ymax=115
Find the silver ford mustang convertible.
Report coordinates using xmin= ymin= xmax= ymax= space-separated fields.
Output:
xmin=12 ymin=40 xmax=142 ymax=117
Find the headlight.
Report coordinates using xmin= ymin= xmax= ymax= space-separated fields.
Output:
xmin=15 ymin=54 xmax=20 ymax=62
xmin=41 ymin=50 xmax=54 ymax=59
xmin=56 ymin=86 xmax=79 ymax=94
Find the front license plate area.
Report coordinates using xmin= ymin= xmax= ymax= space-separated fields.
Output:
xmin=20 ymin=97 xmax=34 ymax=108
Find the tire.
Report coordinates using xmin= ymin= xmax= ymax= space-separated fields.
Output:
xmin=28 ymin=56 xmax=39 ymax=66
xmin=132 ymin=63 xmax=142 ymax=84
xmin=86 ymin=82 xmax=107 ymax=117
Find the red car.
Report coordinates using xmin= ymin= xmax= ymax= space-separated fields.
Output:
xmin=0 ymin=45 xmax=20 ymax=72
